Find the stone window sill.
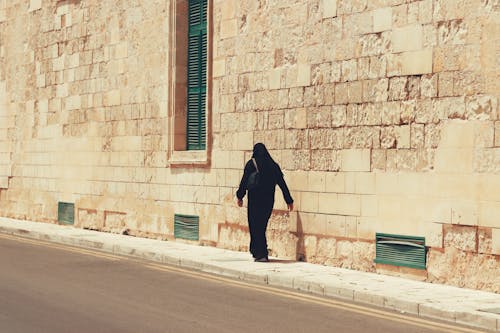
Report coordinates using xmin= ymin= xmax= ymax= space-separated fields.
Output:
xmin=169 ymin=150 xmax=209 ymax=167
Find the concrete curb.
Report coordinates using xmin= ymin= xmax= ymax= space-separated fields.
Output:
xmin=0 ymin=220 xmax=499 ymax=332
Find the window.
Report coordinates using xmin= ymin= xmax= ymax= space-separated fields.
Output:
xmin=168 ymin=0 xmax=210 ymax=165
xmin=187 ymin=0 xmax=207 ymax=150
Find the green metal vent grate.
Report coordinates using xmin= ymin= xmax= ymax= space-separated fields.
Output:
xmin=374 ymin=233 xmax=426 ymax=270
xmin=58 ymin=202 xmax=74 ymax=225
xmin=174 ymin=214 xmax=199 ymax=241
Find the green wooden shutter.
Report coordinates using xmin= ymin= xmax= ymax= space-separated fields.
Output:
xmin=187 ymin=0 xmax=207 ymax=150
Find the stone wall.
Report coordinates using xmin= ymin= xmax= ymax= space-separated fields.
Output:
xmin=0 ymin=0 xmax=498 ymax=292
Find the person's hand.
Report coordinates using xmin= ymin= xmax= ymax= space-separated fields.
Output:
xmin=237 ymin=199 xmax=243 ymax=207
xmin=287 ymin=203 xmax=294 ymax=211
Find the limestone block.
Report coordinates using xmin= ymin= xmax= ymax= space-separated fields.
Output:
xmin=419 ymin=0 xmax=433 ymax=24
xmin=322 ymin=0 xmax=337 ymax=18
xmin=308 ymin=171 xmax=326 ymax=192
xmin=368 ymin=55 xmax=387 ymax=79
xmin=395 ymin=125 xmax=410 ymax=149
xmin=433 ymin=0 xmax=466 ymax=21
xmin=301 ymin=192 xmax=319 ymax=213
xmin=386 ymin=53 xmax=402 ymax=77
xmin=388 ymin=77 xmax=408 ymax=101
xmin=329 ymin=105 xmax=345 ymax=128
xmin=361 ymin=195 xmax=377 ymax=217
xmin=311 ymin=149 xmax=341 ymax=171
xmin=357 ymin=217 xmax=379 ymax=239
xmin=434 ymin=147 xmax=473 ymax=173
xmin=433 ymin=46 xmax=464 ymax=72
xmin=477 ymin=227 xmax=492 ymax=254
xmin=325 ymin=214 xmax=345 ymax=236
xmin=309 ymin=128 xmax=343 ymax=149
xmin=289 ymin=87 xmax=305 ymax=107
xmin=29 ymin=0 xmax=42 ymax=12
xmin=281 ymin=149 xmax=310 ymax=170
xmin=473 ymin=148 xmax=500 ymax=173
xmin=213 ymin=59 xmax=225 ymax=78
xmin=362 ymin=79 xmax=388 ymax=103
xmin=301 ymin=213 xmax=327 ymax=235
xmin=345 ymin=172 xmax=356 ymax=193
xmin=65 ymin=95 xmax=81 ymax=111
xmin=355 ymin=172 xmax=376 ymax=194
xmin=0 ymin=9 xmax=5 ymax=22
xmin=104 ymin=90 xmax=121 ymax=106
xmin=439 ymin=120 xmax=474 ymax=148
xmin=297 ymin=64 xmax=311 ymax=87
xmin=348 ymin=81 xmax=363 ymax=104
xmin=358 ymin=58 xmax=370 ymax=80
xmin=345 ymin=216 xmax=357 ymax=238
xmin=306 ymin=106 xmax=329 ymax=128
xmin=437 ymin=72 xmax=453 ymax=97
xmin=443 ymin=224 xmax=477 ymax=252
xmin=373 ymin=7 xmax=392 ymax=32
xmin=478 ymin=201 xmax=500 ymax=228
xmin=379 ymin=101 xmax=400 ymax=125
xmin=344 ymin=11 xmax=372 ymax=36
xmin=465 ymin=95 xmax=497 ymax=121
xmin=421 ymin=74 xmax=437 ymax=98
xmin=371 ymin=149 xmax=386 ymax=171
xmin=395 ymin=149 xmax=416 ymax=171
xmin=474 ymin=121 xmax=495 ymax=148
xmin=325 ymin=172 xmax=345 ymax=193
xmin=495 ymin=122 xmax=500 ymax=147
xmin=284 ymin=130 xmax=307 ymax=149
xmin=336 ymin=193 xmax=361 ymax=216
xmin=234 ymin=132 xmax=253 ymax=151
xmin=492 ymin=229 xmax=500 ymax=255
xmin=220 ymin=19 xmax=238 ymax=39
xmin=221 ymin=0 xmax=236 ymax=20
xmin=418 ymin=221 xmax=443 ymax=248
xmin=411 ymin=124 xmax=425 ymax=148
xmin=391 ymin=3 xmax=407 ymax=28
xmin=114 ymin=42 xmax=128 ymax=59
xmin=434 ymin=96 xmax=466 ymax=120
xmin=268 ymin=68 xmax=281 ymax=90
xmin=437 ymin=19 xmax=467 ymax=46
xmin=285 ymin=108 xmax=307 ymax=129
xmin=287 ymin=170 xmax=308 ymax=192
xmin=401 ymin=49 xmax=432 ymax=75
xmin=392 ymin=24 xmax=423 ymax=53
xmin=335 ymin=82 xmax=348 ymax=104
xmin=56 ymin=83 xmax=68 ymax=98
xmin=341 ymin=149 xmax=370 ymax=172
xmin=451 ymin=201 xmax=478 ymax=226
xmin=341 ymin=59 xmax=357 ymax=82
xmin=375 ymin=172 xmax=400 ymax=195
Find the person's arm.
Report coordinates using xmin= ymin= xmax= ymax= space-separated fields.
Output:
xmin=276 ymin=164 xmax=294 ymax=210
xmin=236 ymin=161 xmax=252 ymax=204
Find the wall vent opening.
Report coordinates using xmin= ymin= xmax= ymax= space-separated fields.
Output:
xmin=374 ymin=233 xmax=426 ymax=270
xmin=58 ymin=202 xmax=75 ymax=225
xmin=174 ymin=214 xmax=199 ymax=241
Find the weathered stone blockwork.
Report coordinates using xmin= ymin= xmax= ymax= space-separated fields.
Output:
xmin=0 ymin=0 xmax=498 ymax=291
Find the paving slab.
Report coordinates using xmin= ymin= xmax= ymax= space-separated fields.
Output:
xmin=0 ymin=217 xmax=499 ymax=332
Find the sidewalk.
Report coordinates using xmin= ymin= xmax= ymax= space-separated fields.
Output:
xmin=1 ymin=217 xmax=499 ymax=332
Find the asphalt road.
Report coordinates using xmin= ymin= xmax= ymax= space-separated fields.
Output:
xmin=0 ymin=235 xmax=483 ymax=333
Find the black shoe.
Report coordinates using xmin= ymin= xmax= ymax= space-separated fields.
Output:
xmin=254 ymin=257 xmax=269 ymax=262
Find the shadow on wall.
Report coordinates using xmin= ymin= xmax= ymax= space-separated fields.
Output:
xmin=295 ymin=212 xmax=306 ymax=262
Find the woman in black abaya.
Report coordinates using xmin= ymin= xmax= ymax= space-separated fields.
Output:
xmin=236 ymin=143 xmax=294 ymax=262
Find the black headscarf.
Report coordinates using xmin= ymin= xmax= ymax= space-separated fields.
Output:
xmin=251 ymin=143 xmax=276 ymax=179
